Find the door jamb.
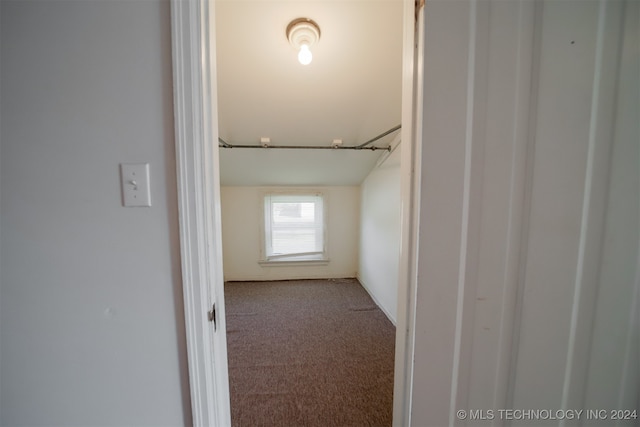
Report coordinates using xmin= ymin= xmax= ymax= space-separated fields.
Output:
xmin=393 ymin=0 xmax=422 ymax=425
xmin=170 ymin=0 xmax=230 ymax=425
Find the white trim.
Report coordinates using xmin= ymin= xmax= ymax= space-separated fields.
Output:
xmin=265 ymin=252 xmax=326 ymax=261
xmin=393 ymin=0 xmax=420 ymax=425
xmin=493 ymin=0 xmax=538 ymax=412
xmin=620 ymin=249 xmax=640 ymax=411
xmin=560 ymin=0 xmax=626 ymax=415
xmin=258 ymin=259 xmax=330 ymax=267
xmin=560 ymin=0 xmax=607 ymax=411
xmin=404 ymin=1 xmax=548 ymax=424
xmin=170 ymin=0 xmax=230 ymax=425
xmin=359 ymin=276 xmax=397 ymax=326
xmin=506 ymin=0 xmax=544 ymax=409
xmin=448 ymin=0 xmax=478 ymax=421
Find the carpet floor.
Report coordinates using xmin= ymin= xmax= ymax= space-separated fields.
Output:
xmin=225 ymin=278 xmax=396 ymax=427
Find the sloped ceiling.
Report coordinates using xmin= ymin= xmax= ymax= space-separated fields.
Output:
xmin=215 ymin=0 xmax=403 ymax=186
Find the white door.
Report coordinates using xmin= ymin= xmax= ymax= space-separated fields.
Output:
xmin=408 ymin=0 xmax=639 ymax=425
xmin=509 ymin=0 xmax=639 ymax=417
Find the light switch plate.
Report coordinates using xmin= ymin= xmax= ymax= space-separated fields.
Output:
xmin=120 ymin=163 xmax=151 ymax=207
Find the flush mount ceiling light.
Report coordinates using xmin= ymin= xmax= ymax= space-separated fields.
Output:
xmin=286 ymin=18 xmax=321 ymax=65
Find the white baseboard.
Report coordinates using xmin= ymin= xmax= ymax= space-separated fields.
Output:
xmin=357 ymin=275 xmax=397 ymax=326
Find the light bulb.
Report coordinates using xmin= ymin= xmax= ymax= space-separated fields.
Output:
xmin=298 ymin=44 xmax=312 ymax=65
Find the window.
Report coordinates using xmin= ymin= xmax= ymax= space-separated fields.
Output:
xmin=263 ymin=193 xmax=326 ymax=262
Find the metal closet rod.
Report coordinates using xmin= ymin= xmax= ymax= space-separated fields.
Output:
xmin=218 ymin=124 xmax=401 ymax=151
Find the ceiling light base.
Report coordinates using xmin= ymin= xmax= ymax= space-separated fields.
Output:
xmin=286 ymin=18 xmax=320 ymax=65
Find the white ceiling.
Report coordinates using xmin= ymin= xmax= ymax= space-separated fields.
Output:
xmin=215 ymin=0 xmax=403 ymax=186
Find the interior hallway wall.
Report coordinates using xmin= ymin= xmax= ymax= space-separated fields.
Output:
xmin=0 ymin=1 xmax=190 ymax=425
xmin=358 ymin=147 xmax=401 ymax=324
xmin=220 ymin=186 xmax=360 ymax=281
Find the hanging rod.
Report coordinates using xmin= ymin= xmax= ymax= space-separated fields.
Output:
xmin=218 ymin=124 xmax=401 ymax=151
xmin=355 ymin=124 xmax=401 ymax=148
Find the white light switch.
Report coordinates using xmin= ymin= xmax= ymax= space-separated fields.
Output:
xmin=120 ymin=163 xmax=151 ymax=207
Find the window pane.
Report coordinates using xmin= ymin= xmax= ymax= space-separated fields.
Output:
xmin=272 ymin=228 xmax=317 ymax=254
xmin=265 ymin=194 xmax=325 ymax=259
xmin=273 ymin=202 xmax=315 ymax=223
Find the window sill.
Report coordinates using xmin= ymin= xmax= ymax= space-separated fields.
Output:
xmin=258 ymin=259 xmax=330 ymax=267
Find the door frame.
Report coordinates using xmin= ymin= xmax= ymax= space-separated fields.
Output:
xmin=170 ymin=0 xmax=422 ymax=425
xmin=170 ymin=0 xmax=230 ymax=425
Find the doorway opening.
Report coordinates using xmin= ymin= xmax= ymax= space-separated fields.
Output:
xmin=214 ymin=2 xmax=406 ymax=425
xmin=169 ymin=0 xmax=421 ymax=425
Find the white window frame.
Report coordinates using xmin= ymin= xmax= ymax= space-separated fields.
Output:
xmin=260 ymin=190 xmax=329 ymax=264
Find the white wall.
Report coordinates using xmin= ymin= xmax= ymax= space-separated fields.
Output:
xmin=0 ymin=1 xmax=190 ymax=425
xmin=408 ymin=0 xmax=638 ymax=425
xmin=220 ymin=186 xmax=359 ymax=281
xmin=358 ymin=147 xmax=401 ymax=323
